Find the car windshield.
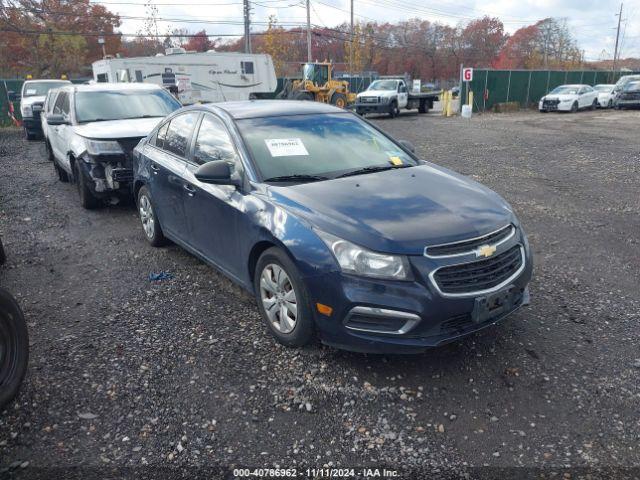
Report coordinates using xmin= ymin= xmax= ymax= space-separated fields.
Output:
xmin=75 ymin=89 xmax=181 ymax=123
xmin=615 ymin=76 xmax=640 ymax=87
xmin=594 ymin=85 xmax=613 ymax=92
xmin=237 ymin=113 xmax=418 ymax=182
xmin=22 ymin=81 xmax=69 ymax=97
xmin=549 ymin=86 xmax=579 ymax=95
xmin=624 ymin=82 xmax=640 ymax=92
xmin=368 ymin=80 xmax=398 ymax=91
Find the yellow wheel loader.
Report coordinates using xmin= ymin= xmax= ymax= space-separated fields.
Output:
xmin=276 ymin=62 xmax=356 ymax=108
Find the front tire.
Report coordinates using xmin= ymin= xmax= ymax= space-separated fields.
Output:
xmin=24 ymin=128 xmax=36 ymax=141
xmin=608 ymin=99 xmax=613 ymax=108
xmin=330 ymin=92 xmax=347 ymax=109
xmin=137 ymin=186 xmax=167 ymax=247
xmin=571 ymin=101 xmax=578 ymax=113
xmin=388 ymin=100 xmax=399 ymax=118
xmin=75 ymin=163 xmax=100 ymax=210
xmin=0 ymin=288 xmax=29 ymax=409
xmin=254 ymin=247 xmax=314 ymax=347
xmin=591 ymin=99 xmax=597 ymax=110
xmin=45 ymin=140 xmax=54 ymax=162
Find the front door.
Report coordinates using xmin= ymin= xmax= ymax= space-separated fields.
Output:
xmin=182 ymin=113 xmax=245 ymax=279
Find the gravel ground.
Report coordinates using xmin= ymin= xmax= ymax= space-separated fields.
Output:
xmin=0 ymin=109 xmax=639 ymax=479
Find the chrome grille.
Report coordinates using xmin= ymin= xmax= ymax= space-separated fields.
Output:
xmin=425 ymin=225 xmax=514 ymax=258
xmin=432 ymin=245 xmax=524 ymax=295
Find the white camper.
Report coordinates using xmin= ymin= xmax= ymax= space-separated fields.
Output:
xmin=91 ymin=49 xmax=277 ymax=104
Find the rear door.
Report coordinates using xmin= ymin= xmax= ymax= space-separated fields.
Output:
xmin=182 ymin=113 xmax=245 ymax=278
xmin=49 ymin=91 xmax=71 ymax=166
xmin=145 ymin=112 xmax=199 ymax=239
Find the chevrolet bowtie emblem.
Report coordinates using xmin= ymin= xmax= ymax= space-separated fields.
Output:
xmin=477 ymin=244 xmax=497 ymax=258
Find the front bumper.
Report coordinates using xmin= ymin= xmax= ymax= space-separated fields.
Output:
xmin=78 ymin=156 xmax=134 ymax=197
xmin=539 ymin=102 xmax=572 ymax=112
xmin=356 ymin=103 xmax=391 ymax=114
xmin=305 ymin=233 xmax=533 ymax=354
xmin=22 ymin=117 xmax=42 ymax=133
xmin=616 ymin=99 xmax=640 ymax=107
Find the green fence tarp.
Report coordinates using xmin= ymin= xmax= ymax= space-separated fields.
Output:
xmin=461 ymin=69 xmax=638 ymax=112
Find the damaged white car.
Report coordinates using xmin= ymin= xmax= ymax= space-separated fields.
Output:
xmin=45 ymin=83 xmax=181 ymax=208
xmin=538 ymin=84 xmax=598 ymax=113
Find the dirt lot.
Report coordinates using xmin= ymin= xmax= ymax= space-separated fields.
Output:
xmin=0 ymin=109 xmax=639 ymax=479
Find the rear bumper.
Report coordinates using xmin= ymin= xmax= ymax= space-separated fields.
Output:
xmin=305 ymin=240 xmax=534 ymax=354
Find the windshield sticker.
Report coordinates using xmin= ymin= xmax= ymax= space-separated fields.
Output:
xmin=389 ymin=156 xmax=403 ymax=166
xmin=25 ymin=89 xmax=37 ymax=95
xmin=265 ymin=138 xmax=309 ymax=157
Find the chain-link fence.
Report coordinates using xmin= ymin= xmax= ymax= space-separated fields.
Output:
xmin=460 ymin=69 xmax=638 ymax=112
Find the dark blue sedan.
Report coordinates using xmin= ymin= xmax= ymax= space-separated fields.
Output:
xmin=132 ymin=101 xmax=532 ymax=353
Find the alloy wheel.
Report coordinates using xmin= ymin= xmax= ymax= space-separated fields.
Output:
xmin=259 ymin=263 xmax=298 ymax=334
xmin=139 ymin=194 xmax=155 ymax=239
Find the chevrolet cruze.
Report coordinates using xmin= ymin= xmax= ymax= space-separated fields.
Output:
xmin=132 ymin=101 xmax=532 ymax=353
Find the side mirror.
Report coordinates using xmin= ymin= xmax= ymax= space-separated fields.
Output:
xmin=399 ymin=140 xmax=415 ymax=153
xmin=46 ymin=114 xmax=68 ymax=126
xmin=194 ymin=160 xmax=238 ymax=186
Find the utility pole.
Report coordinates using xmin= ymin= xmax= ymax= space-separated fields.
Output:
xmin=612 ymin=3 xmax=623 ymax=78
xmin=243 ymin=0 xmax=252 ymax=54
xmin=349 ymin=0 xmax=354 ymax=78
xmin=306 ymin=0 xmax=311 ymax=62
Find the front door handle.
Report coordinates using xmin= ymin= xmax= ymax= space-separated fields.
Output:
xmin=183 ymin=184 xmax=196 ymax=197
xmin=150 ymin=163 xmax=160 ymax=174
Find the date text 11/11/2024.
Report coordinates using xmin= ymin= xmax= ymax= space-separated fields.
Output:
xmin=232 ymin=467 xmax=400 ymax=478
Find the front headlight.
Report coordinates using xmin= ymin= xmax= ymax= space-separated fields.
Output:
xmin=21 ymin=105 xmax=32 ymax=117
xmin=85 ymin=139 xmax=124 ymax=156
xmin=316 ymin=230 xmax=412 ymax=281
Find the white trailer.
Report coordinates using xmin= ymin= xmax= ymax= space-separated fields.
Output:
xmin=91 ymin=49 xmax=277 ymax=104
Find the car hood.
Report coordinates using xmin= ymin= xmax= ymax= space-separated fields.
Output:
xmin=543 ymin=94 xmax=577 ymax=102
xmin=266 ymin=164 xmax=515 ymax=255
xmin=21 ymin=96 xmax=46 ymax=107
xmin=72 ymin=117 xmax=164 ymax=140
xmin=359 ymin=89 xmax=396 ymax=97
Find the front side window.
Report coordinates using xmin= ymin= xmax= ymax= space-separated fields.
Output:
xmin=237 ymin=113 xmax=418 ymax=181
xmin=154 ymin=122 xmax=170 ymax=149
xmin=74 ymin=89 xmax=181 ymax=123
xmin=53 ymin=92 xmax=69 ymax=116
xmin=163 ymin=112 xmax=199 ymax=158
xmin=193 ymin=115 xmax=239 ymax=165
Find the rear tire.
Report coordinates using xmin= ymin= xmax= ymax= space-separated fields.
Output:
xmin=0 ymin=288 xmax=29 ymax=410
xmin=418 ymin=100 xmax=428 ymax=113
xmin=254 ymin=247 xmax=315 ymax=347
xmin=54 ymin=160 xmax=69 ymax=183
xmin=137 ymin=186 xmax=167 ymax=247
xmin=45 ymin=140 xmax=54 ymax=162
xmin=591 ymin=99 xmax=597 ymax=110
xmin=75 ymin=163 xmax=100 ymax=210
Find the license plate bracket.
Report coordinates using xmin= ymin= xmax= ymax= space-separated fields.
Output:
xmin=471 ymin=286 xmax=518 ymax=324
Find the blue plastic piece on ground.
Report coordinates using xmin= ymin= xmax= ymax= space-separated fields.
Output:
xmin=148 ymin=271 xmax=174 ymax=281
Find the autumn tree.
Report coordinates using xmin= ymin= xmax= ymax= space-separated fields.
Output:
xmin=0 ymin=0 xmax=120 ymax=77
xmin=260 ymin=16 xmax=291 ymax=76
xmin=184 ymin=30 xmax=213 ymax=52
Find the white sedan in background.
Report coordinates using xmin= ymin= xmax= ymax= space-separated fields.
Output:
xmin=539 ymin=84 xmax=599 ymax=113
xmin=593 ymin=84 xmax=616 ymax=108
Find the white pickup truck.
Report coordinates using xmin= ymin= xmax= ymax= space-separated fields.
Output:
xmin=355 ymin=78 xmax=438 ymax=117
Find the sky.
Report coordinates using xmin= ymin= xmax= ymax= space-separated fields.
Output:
xmin=93 ymin=0 xmax=640 ymax=61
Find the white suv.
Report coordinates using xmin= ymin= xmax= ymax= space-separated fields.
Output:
xmin=20 ymin=79 xmax=71 ymax=140
xmin=45 ymin=83 xmax=181 ymax=208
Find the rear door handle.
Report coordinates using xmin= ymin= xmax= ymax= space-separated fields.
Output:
xmin=183 ymin=184 xmax=196 ymax=196
xmin=150 ymin=163 xmax=160 ymax=174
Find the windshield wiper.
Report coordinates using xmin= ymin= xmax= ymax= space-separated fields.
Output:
xmin=337 ymin=164 xmax=412 ymax=178
xmin=78 ymin=118 xmax=111 ymax=124
xmin=264 ymin=174 xmax=329 ymax=183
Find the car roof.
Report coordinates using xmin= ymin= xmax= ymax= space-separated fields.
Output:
xmin=556 ymin=84 xmax=590 ymax=88
xmin=205 ymin=100 xmax=348 ymax=120
xmin=23 ymin=79 xmax=71 ymax=84
xmin=59 ymin=83 xmax=164 ymax=93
